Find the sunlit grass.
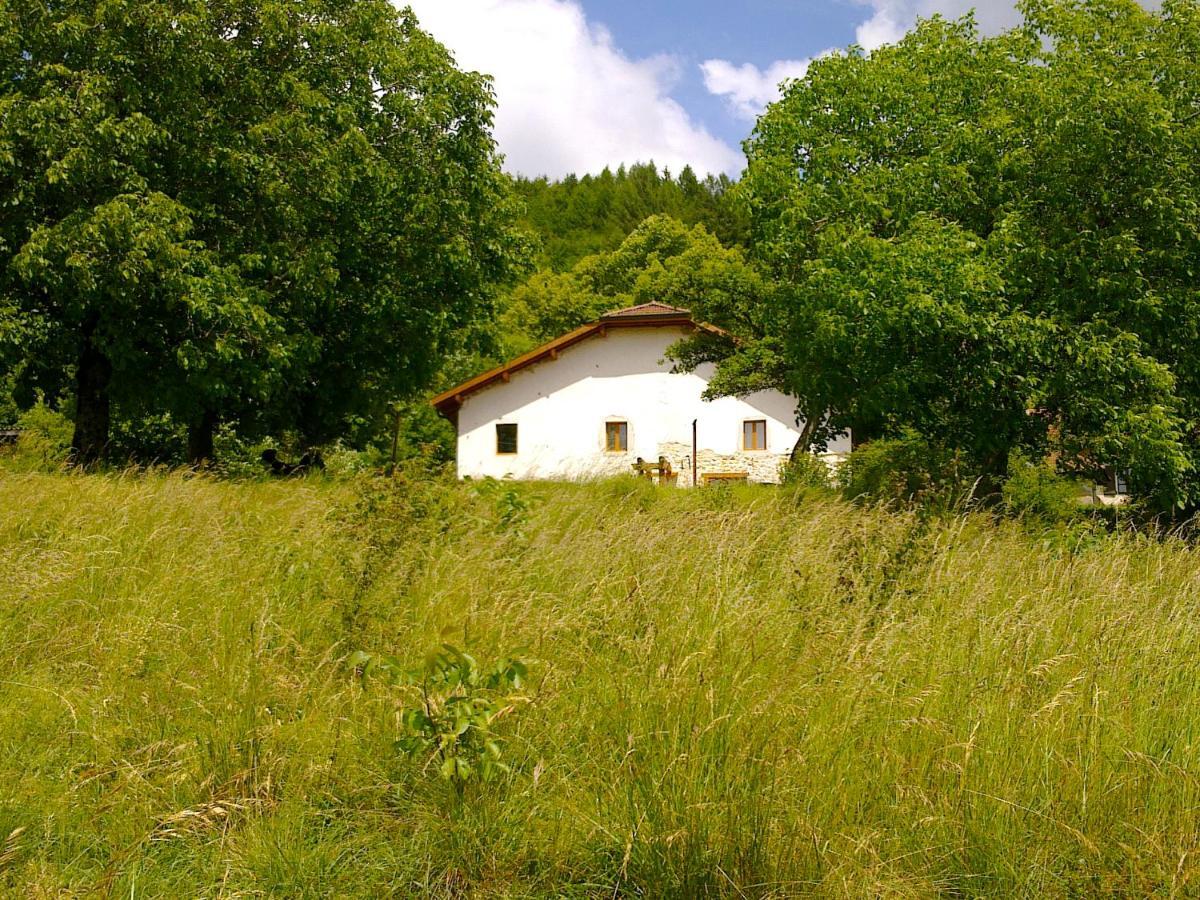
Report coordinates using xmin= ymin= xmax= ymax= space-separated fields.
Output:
xmin=1 ymin=470 xmax=1198 ymax=896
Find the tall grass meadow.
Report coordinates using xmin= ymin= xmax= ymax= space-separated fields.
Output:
xmin=0 ymin=469 xmax=1198 ymax=896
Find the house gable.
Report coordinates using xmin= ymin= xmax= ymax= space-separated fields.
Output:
xmin=430 ymin=304 xmax=722 ymax=420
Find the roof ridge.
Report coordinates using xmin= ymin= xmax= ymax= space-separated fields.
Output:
xmin=601 ymin=301 xmax=690 ymax=319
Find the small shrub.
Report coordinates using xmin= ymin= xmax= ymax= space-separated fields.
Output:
xmin=351 ymin=645 xmax=530 ymax=796
xmin=108 ymin=411 xmax=187 ymax=464
xmin=0 ymin=371 xmax=17 ymax=426
xmin=322 ymin=442 xmax=384 ymax=478
xmin=345 ymin=457 xmax=461 ymax=552
xmin=472 ymin=479 xmax=535 ymax=535
xmin=494 ymin=488 xmax=530 ymax=534
xmin=211 ymin=424 xmax=276 ymax=479
xmin=388 ymin=399 xmax=458 ymax=467
xmin=2 ymin=401 xmax=73 ymax=471
xmin=1002 ymin=453 xmax=1082 ymax=523
xmin=780 ymin=452 xmax=833 ymax=491
xmin=838 ymin=433 xmax=970 ymax=510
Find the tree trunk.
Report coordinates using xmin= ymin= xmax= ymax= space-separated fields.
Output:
xmin=71 ymin=316 xmax=112 ymax=466
xmin=187 ymin=409 xmax=217 ymax=467
xmin=790 ymin=409 xmax=820 ymax=462
xmin=296 ymin=389 xmax=325 ymax=452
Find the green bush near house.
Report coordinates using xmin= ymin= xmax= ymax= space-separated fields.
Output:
xmin=779 ymin=450 xmax=834 ymax=491
xmin=837 ymin=432 xmax=971 ymax=509
xmin=1002 ymin=453 xmax=1084 ymax=524
xmin=1 ymin=401 xmax=73 ymax=472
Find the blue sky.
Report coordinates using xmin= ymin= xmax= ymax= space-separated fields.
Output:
xmin=576 ymin=0 xmax=862 ymax=151
xmin=400 ymin=1 xmax=1036 ymax=178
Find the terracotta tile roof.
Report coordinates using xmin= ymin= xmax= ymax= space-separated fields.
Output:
xmin=601 ymin=302 xmax=691 ymax=319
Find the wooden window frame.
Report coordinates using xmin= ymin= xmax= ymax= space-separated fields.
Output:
xmin=496 ymin=423 xmax=518 ymax=455
xmin=742 ymin=419 xmax=767 ymax=452
xmin=605 ymin=421 xmax=629 ymax=453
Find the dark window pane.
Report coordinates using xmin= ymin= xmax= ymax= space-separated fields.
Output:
xmin=496 ymin=423 xmax=518 ymax=454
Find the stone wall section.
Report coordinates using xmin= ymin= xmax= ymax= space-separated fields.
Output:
xmin=654 ymin=442 xmax=783 ymax=486
xmin=651 ymin=443 xmax=847 ymax=487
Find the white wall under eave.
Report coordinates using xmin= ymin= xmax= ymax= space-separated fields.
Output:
xmin=454 ymin=325 xmax=852 ymax=485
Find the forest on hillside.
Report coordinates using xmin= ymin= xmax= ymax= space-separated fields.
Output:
xmin=513 ymin=164 xmax=747 ymax=271
xmin=2 ymin=0 xmax=1200 ymax=516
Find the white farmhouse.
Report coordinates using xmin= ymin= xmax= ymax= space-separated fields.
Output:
xmin=432 ymin=303 xmax=852 ymax=486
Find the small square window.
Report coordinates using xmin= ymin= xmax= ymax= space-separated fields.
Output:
xmin=496 ymin=423 xmax=518 ymax=455
xmin=743 ymin=420 xmax=767 ymax=451
xmin=605 ymin=421 xmax=628 ymax=452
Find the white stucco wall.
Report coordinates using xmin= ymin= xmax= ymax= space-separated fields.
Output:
xmin=454 ymin=325 xmax=851 ymax=485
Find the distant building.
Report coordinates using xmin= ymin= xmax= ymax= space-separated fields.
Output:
xmin=432 ymin=303 xmax=851 ymax=485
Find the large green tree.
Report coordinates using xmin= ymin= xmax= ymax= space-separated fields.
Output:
xmin=500 ymin=214 xmax=765 ymax=355
xmin=678 ymin=0 xmax=1200 ymax=509
xmin=0 ymin=0 xmax=526 ymax=463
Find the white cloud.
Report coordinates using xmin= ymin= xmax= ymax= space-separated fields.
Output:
xmin=704 ymin=0 xmax=1160 ymax=115
xmin=400 ymin=0 xmax=743 ymax=178
xmin=850 ymin=0 xmax=1158 ymax=51
xmin=700 ymin=57 xmax=825 ymax=121
xmin=852 ymin=0 xmax=1024 ymax=51
xmin=700 ymin=1 xmax=1024 ymax=118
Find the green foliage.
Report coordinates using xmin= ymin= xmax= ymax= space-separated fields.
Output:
xmin=692 ymin=0 xmax=1200 ymax=511
xmin=0 ymin=369 xmax=17 ymax=427
xmin=838 ymin=434 xmax=971 ymax=510
xmin=209 ymin=424 xmax=276 ymax=480
xmin=501 ymin=215 xmax=764 ymax=353
xmin=0 ymin=0 xmax=528 ymax=462
xmin=1 ymin=399 xmax=73 ymax=471
xmin=386 ymin=398 xmax=459 ymax=469
xmin=351 ymin=644 xmax=529 ymax=793
xmin=780 ymin=452 xmax=833 ymax=491
xmin=1002 ymin=453 xmax=1084 ymax=523
xmin=494 ymin=489 xmax=530 ymax=535
xmin=320 ymin=442 xmax=384 ymax=479
xmin=106 ymin=411 xmax=187 ymax=466
xmin=471 ymin=479 xmax=534 ymax=536
xmin=514 ymin=162 xmax=747 ymax=271
xmin=342 ymin=459 xmax=464 ymax=567
xmin=794 ymin=217 xmax=1045 ymax=461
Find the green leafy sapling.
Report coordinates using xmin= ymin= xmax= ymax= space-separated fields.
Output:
xmin=472 ymin=478 xmax=534 ymax=536
xmin=350 ymin=645 xmax=530 ymax=795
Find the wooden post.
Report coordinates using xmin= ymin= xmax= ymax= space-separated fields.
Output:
xmin=692 ymin=419 xmax=698 ymax=487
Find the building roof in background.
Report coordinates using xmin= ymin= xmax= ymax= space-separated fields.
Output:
xmin=431 ymin=304 xmax=723 ymax=415
xmin=600 ymin=302 xmax=691 ymax=319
